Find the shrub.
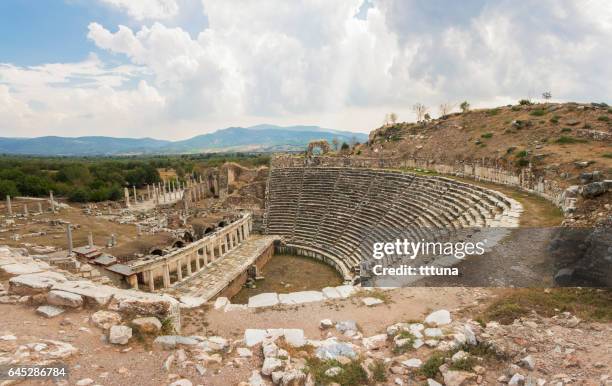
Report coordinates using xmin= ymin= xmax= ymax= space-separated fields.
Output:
xmin=369 ymin=360 xmax=387 ymax=382
xmin=515 ymin=150 xmax=528 ymax=158
xmin=561 ymin=127 xmax=572 ymax=132
xmin=517 ymin=159 xmax=530 ymax=167
xmin=0 ymin=179 xmax=19 ymax=198
xmin=603 ymin=153 xmax=612 ymax=158
xmin=306 ymin=358 xmax=368 ymax=386
xmin=518 ymin=99 xmax=532 ymax=105
xmin=506 ymin=147 xmax=516 ymax=154
xmin=419 ymin=352 xmax=447 ymax=378
xmin=460 ymin=101 xmax=470 ymax=113
xmin=597 ymin=115 xmax=610 ymax=122
xmin=555 ymin=136 xmax=587 ymax=144
xmin=550 ymin=115 xmax=560 ymax=124
xmin=530 ymin=109 xmax=546 ymax=116
xmin=487 ymin=108 xmax=500 ymax=116
xmin=481 ymin=132 xmax=493 ymax=139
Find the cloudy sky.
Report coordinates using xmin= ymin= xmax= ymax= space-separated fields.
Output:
xmin=1 ymin=0 xmax=611 ymax=139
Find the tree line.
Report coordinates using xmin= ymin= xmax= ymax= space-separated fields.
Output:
xmin=0 ymin=153 xmax=270 ymax=203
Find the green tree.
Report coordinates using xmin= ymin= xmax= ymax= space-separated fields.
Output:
xmin=0 ymin=180 xmax=19 ymax=198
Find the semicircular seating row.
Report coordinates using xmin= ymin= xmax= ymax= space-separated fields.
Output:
xmin=263 ymin=167 xmax=521 ymax=276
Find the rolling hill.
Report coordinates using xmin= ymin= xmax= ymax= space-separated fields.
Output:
xmin=0 ymin=124 xmax=367 ymax=156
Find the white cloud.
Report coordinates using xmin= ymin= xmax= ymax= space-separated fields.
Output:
xmin=98 ymin=0 xmax=179 ymax=20
xmin=2 ymin=0 xmax=612 ymax=138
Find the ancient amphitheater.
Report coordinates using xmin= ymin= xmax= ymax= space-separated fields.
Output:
xmin=264 ymin=161 xmax=521 ymax=282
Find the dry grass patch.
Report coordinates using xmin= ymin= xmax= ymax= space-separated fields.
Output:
xmin=479 ymin=288 xmax=612 ymax=325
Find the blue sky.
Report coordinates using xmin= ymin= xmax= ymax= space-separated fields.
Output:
xmin=0 ymin=0 xmax=611 ymax=139
xmin=0 ymin=0 xmax=124 ymax=65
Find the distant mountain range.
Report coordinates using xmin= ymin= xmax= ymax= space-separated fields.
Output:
xmin=0 ymin=124 xmax=368 ymax=156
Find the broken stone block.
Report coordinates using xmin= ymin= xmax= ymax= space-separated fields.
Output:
xmin=109 ymin=325 xmax=132 ymax=345
xmin=131 ymin=317 xmax=162 ymax=334
xmin=90 ymin=310 xmax=122 ymax=330
xmin=36 ymin=305 xmax=64 ymax=318
xmin=47 ymin=290 xmax=83 ymax=308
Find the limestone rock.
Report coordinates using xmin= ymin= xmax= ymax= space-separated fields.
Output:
xmin=425 ymin=309 xmax=451 ymax=326
xmin=362 ymin=334 xmax=387 ymax=350
xmin=361 ymin=297 xmax=383 ymax=306
xmin=109 ymin=325 xmax=132 ymax=345
xmin=153 ymin=335 xmax=198 ymax=350
xmin=169 ymin=380 xmax=193 ymax=386
xmin=322 ymin=287 xmax=342 ymax=299
xmin=91 ymin=310 xmax=122 ymax=330
xmin=213 ymin=296 xmax=229 ymax=310
xmin=278 ymin=291 xmax=324 ymax=305
xmin=320 ymin=319 xmax=333 ymax=329
xmin=283 ymin=329 xmax=306 ymax=347
xmin=237 ymin=347 xmax=253 ymax=358
xmin=315 ymin=340 xmax=357 ymax=360
xmin=244 ymin=329 xmax=267 ymax=346
xmin=76 ymin=378 xmax=94 ymax=386
xmin=520 ymin=355 xmax=535 ymax=370
xmin=249 ymin=370 xmax=266 ymax=386
xmin=9 ymin=272 xmax=64 ymax=295
xmin=443 ymin=370 xmax=477 ymax=386
xmin=51 ymin=281 xmax=114 ymax=306
xmin=248 ymin=292 xmax=279 ymax=308
xmin=131 ymin=317 xmax=162 ymax=334
xmin=508 ymin=373 xmax=525 ymax=386
xmin=47 ymin=290 xmax=83 ymax=308
xmin=424 ymin=328 xmax=443 ymax=338
xmin=261 ymin=357 xmax=283 ymax=376
xmin=36 ymin=305 xmax=64 ymax=318
xmin=402 ymin=358 xmax=422 ymax=368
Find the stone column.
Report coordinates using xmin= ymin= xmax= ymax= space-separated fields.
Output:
xmin=5 ymin=196 xmax=11 ymax=216
xmin=133 ymin=186 xmax=137 ymax=204
xmin=195 ymin=252 xmax=201 ymax=271
xmin=203 ymin=246 xmax=208 ymax=265
xmin=148 ymin=270 xmax=155 ymax=292
xmin=186 ymin=254 xmax=192 ymax=275
xmin=37 ymin=202 xmax=43 ymax=214
xmin=49 ymin=191 xmax=56 ymax=213
xmin=124 ymin=188 xmax=130 ymax=207
xmin=163 ymin=264 xmax=170 ymax=288
xmin=23 ymin=204 xmax=28 ymax=217
xmin=66 ymin=224 xmax=73 ymax=255
xmin=176 ymin=259 xmax=183 ymax=281
xmin=88 ymin=232 xmax=93 ymax=248
xmin=147 ymin=184 xmax=151 ymax=200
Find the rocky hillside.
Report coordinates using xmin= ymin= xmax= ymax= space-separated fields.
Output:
xmin=360 ymin=102 xmax=611 ymax=225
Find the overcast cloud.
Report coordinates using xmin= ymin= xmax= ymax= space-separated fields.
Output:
xmin=1 ymin=0 xmax=611 ymax=139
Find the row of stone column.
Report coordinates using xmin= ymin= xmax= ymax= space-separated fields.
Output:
xmin=5 ymin=192 xmax=56 ymax=217
xmin=124 ymin=180 xmax=188 ymax=208
xmin=140 ymin=218 xmax=251 ymax=291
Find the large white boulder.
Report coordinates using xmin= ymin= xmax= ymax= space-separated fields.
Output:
xmin=425 ymin=310 xmax=451 ymax=326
